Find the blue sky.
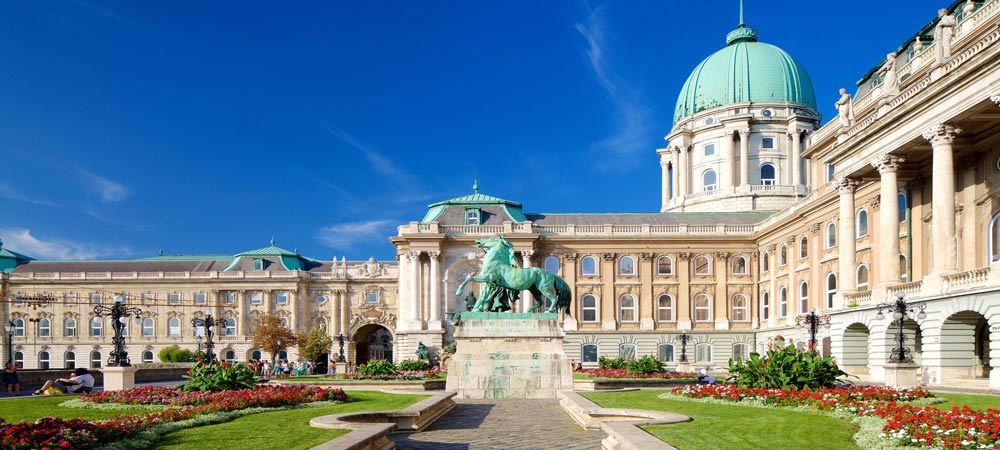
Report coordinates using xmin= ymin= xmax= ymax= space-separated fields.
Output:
xmin=0 ymin=0 xmax=945 ymax=261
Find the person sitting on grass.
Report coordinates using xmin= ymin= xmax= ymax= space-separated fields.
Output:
xmin=34 ymin=368 xmax=95 ymax=395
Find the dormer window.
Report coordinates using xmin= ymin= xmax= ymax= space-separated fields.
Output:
xmin=465 ymin=208 xmax=481 ymax=225
xmin=253 ymin=258 xmax=265 ymax=271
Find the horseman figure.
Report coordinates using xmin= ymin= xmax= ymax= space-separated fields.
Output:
xmin=454 ymin=235 xmax=572 ymax=315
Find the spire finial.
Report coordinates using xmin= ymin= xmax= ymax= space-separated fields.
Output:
xmin=158 ymin=249 xmax=164 ymax=256
xmin=739 ymin=0 xmax=745 ymax=27
xmin=270 ymin=236 xmax=276 ymax=246
xmin=473 ymin=179 xmax=479 ymax=193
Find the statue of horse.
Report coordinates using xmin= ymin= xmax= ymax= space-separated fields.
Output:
xmin=454 ymin=235 xmax=572 ymax=314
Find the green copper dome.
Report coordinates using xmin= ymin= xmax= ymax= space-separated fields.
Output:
xmin=673 ymin=25 xmax=817 ymax=124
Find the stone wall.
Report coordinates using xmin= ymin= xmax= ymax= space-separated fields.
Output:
xmin=8 ymin=364 xmax=192 ymax=387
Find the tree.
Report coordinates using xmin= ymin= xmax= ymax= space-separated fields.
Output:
xmin=296 ymin=328 xmax=333 ymax=372
xmin=251 ymin=314 xmax=297 ymax=364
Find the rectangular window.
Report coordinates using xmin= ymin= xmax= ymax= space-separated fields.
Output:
xmin=366 ymin=292 xmax=379 ymax=304
xmin=704 ymin=143 xmax=715 ymax=156
xmin=276 ymin=292 xmax=289 ymax=305
xmin=167 ymin=293 xmax=181 ymax=305
xmin=658 ymin=345 xmax=674 ymax=363
xmin=824 ymin=163 xmax=836 ymax=182
xmin=223 ymin=292 xmax=236 ymax=305
xmin=761 ymin=137 xmax=775 ymax=149
xmin=582 ymin=345 xmax=598 ymax=363
xmin=619 ymin=344 xmax=636 ymax=360
xmin=250 ymin=292 xmax=263 ymax=305
xmin=90 ymin=293 xmax=101 ymax=304
xmin=695 ymin=344 xmax=713 ymax=363
xmin=142 ymin=293 xmax=154 ymax=304
xmin=194 ymin=292 xmax=207 ymax=305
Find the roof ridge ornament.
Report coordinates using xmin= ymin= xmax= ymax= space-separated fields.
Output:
xmin=473 ymin=179 xmax=479 ymax=194
xmin=270 ymin=236 xmax=276 ymax=247
xmin=726 ymin=0 xmax=757 ymax=45
xmin=739 ymin=0 xmax=744 ymax=27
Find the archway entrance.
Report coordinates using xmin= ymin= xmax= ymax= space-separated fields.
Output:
xmin=314 ymin=353 xmax=328 ymax=375
xmin=883 ymin=318 xmax=923 ymax=366
xmin=354 ymin=324 xmax=393 ymax=365
xmin=842 ymin=323 xmax=871 ymax=375
xmin=941 ymin=311 xmax=992 ymax=379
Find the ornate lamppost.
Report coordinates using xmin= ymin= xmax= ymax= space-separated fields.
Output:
xmin=4 ymin=320 xmax=14 ymax=365
xmin=93 ymin=297 xmax=142 ymax=367
xmin=876 ymin=292 xmax=926 ymax=363
xmin=795 ymin=309 xmax=832 ymax=352
xmin=678 ymin=331 xmax=690 ymax=363
xmin=195 ymin=334 xmax=203 ymax=354
xmin=191 ymin=313 xmax=217 ymax=364
xmin=335 ymin=333 xmax=347 ymax=363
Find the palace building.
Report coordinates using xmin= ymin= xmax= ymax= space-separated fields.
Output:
xmin=3 ymin=1 xmax=1000 ymax=389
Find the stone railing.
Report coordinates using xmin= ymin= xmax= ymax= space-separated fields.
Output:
xmin=943 ymin=267 xmax=992 ymax=291
xmin=11 ymin=270 xmax=307 ymax=282
xmin=399 ymin=221 xmax=758 ymax=237
xmin=887 ymin=280 xmax=924 ymax=298
xmin=843 ymin=290 xmax=872 ymax=306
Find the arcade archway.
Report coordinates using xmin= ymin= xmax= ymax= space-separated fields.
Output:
xmin=354 ymin=324 xmax=393 ymax=365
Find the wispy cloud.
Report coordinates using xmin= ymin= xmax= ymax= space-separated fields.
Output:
xmin=320 ymin=124 xmax=431 ymax=203
xmin=576 ymin=4 xmax=652 ymax=171
xmin=0 ymin=183 xmax=60 ymax=208
xmin=0 ymin=227 xmax=131 ymax=260
xmin=315 ymin=220 xmax=394 ymax=251
xmin=77 ymin=168 xmax=130 ymax=202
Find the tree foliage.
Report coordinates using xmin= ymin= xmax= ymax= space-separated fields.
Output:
xmin=296 ymin=328 xmax=332 ymax=366
xmin=158 ymin=345 xmax=194 ymax=362
xmin=251 ymin=314 xmax=297 ymax=364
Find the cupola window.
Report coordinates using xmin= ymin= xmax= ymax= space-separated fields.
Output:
xmin=703 ymin=170 xmax=718 ymax=192
xmin=760 ymin=163 xmax=776 ymax=185
xmin=704 ymin=143 xmax=716 ymax=156
xmin=761 ymin=137 xmax=775 ymax=149
xmin=465 ymin=208 xmax=481 ymax=225
xmin=761 ymin=108 xmax=774 ymax=118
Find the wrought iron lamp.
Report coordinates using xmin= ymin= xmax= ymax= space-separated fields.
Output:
xmin=335 ymin=333 xmax=346 ymax=363
xmin=875 ymin=292 xmax=927 ymax=363
xmin=191 ymin=312 xmax=217 ymax=364
xmin=4 ymin=320 xmax=13 ymax=365
xmin=93 ymin=296 xmax=142 ymax=367
xmin=678 ymin=331 xmax=690 ymax=363
xmin=795 ymin=309 xmax=832 ymax=352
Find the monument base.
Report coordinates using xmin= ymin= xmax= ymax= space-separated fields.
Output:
xmin=446 ymin=312 xmax=573 ymax=399
xmin=884 ymin=362 xmax=921 ymax=389
xmin=102 ymin=366 xmax=137 ymax=391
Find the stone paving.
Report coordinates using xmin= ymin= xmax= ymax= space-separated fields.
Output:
xmin=391 ymin=398 xmax=606 ymax=449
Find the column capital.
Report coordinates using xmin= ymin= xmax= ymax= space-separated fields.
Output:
xmin=406 ymin=250 xmax=422 ymax=260
xmin=809 ymin=223 xmax=821 ymax=235
xmin=870 ymin=154 xmax=905 ymax=173
xmin=601 ymin=252 xmax=616 ymax=261
xmin=989 ymin=93 xmax=1000 ymax=108
xmin=714 ymin=252 xmax=729 ymax=260
xmin=763 ymin=244 xmax=776 ymax=252
xmin=738 ymin=128 xmax=750 ymax=138
xmin=521 ymin=249 xmax=536 ymax=258
xmin=564 ymin=252 xmax=578 ymax=261
xmin=921 ymin=124 xmax=962 ymax=145
xmin=677 ymin=252 xmax=691 ymax=261
xmin=786 ymin=126 xmax=807 ymax=137
xmin=640 ymin=252 xmax=655 ymax=261
xmin=834 ymin=176 xmax=860 ymax=193
xmin=427 ymin=250 xmax=441 ymax=259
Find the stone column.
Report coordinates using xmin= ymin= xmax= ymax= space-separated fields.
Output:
xmin=237 ymin=290 xmax=248 ymax=337
xmin=785 ymin=237 xmax=797 ymax=319
xmin=671 ymin=148 xmax=680 ymax=200
xmin=723 ymin=132 xmax=735 ymax=188
xmin=766 ymin=245 xmax=777 ymax=327
xmin=339 ymin=289 xmax=349 ymax=339
xmin=428 ymin=251 xmax=442 ymax=329
xmin=714 ymin=252 xmax=729 ymax=330
xmin=639 ymin=252 xmax=655 ymax=330
xmin=408 ymin=250 xmax=423 ymax=330
xmin=872 ymin=154 xmax=904 ymax=285
xmin=677 ymin=253 xmax=692 ymax=330
xmin=678 ymin=146 xmax=688 ymax=198
xmin=521 ymin=250 xmax=535 ymax=313
xmin=563 ymin=253 xmax=579 ymax=330
xmin=922 ymin=124 xmax=962 ymax=275
xmin=836 ymin=178 xmax=859 ymax=298
xmin=289 ymin=289 xmax=299 ymax=331
xmin=739 ymin=129 xmax=750 ymax=186
xmin=660 ymin=156 xmax=670 ymax=209
xmin=789 ymin=127 xmax=802 ymax=186
xmin=600 ymin=253 xmax=616 ymax=330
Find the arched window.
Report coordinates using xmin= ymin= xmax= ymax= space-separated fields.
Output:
xmin=694 ymin=255 xmax=712 ymax=275
xmin=619 ymin=294 xmax=637 ymax=322
xmin=251 ymin=349 xmax=262 ymax=361
xmin=142 ymin=318 xmax=155 ymax=337
xmin=799 ymin=236 xmax=808 ymax=259
xmin=857 ymin=264 xmax=870 ymax=291
xmin=90 ymin=351 xmax=102 ymax=369
xmin=581 ymin=344 xmax=598 ymax=363
xmin=991 ymin=211 xmax=1000 ymax=261
xmin=658 ymin=344 xmax=675 ymax=362
xmin=619 ymin=343 xmax=636 ymax=360
xmin=898 ymin=192 xmax=907 ymax=223
xmin=38 ymin=351 xmax=50 ymax=370
xmin=703 ymin=170 xmax=718 ymax=192
xmin=544 ymin=256 xmax=560 ymax=275
xmin=63 ymin=318 xmax=76 ymax=337
xmin=581 ymin=256 xmax=598 ymax=276
xmin=826 ymin=223 xmax=837 ymax=248
xmin=856 ymin=209 xmax=869 ymax=237
xmin=64 ymin=351 xmax=76 ymax=369
xmin=760 ymin=163 xmax=776 ymax=185
xmin=732 ymin=343 xmax=750 ymax=361
xmin=761 ymin=291 xmax=770 ymax=320
xmin=731 ymin=256 xmax=747 ymax=275
xmin=618 ymin=256 xmax=636 ymax=276
xmin=168 ymin=318 xmax=181 ymax=337
xmin=900 ymin=254 xmax=909 ymax=282
xmin=224 ymin=318 xmax=237 ymax=336
xmin=581 ymin=294 xmax=598 ymax=322
xmin=778 ymin=245 xmax=787 ymax=267
xmin=825 ymin=273 xmax=837 ymax=309
xmin=731 ymin=294 xmax=749 ymax=322
xmin=90 ymin=317 xmax=102 ymax=337
xmin=657 ymin=294 xmax=675 ymax=322
xmin=656 ymin=256 xmax=674 ymax=275
xmin=693 ymin=294 xmax=712 ymax=322
xmin=12 ymin=319 xmax=24 ymax=337
xmin=224 ymin=350 xmax=236 ymax=362
xmin=760 ymin=253 xmax=769 ymax=272
xmin=278 ymin=350 xmax=288 ymax=361
xmin=314 ymin=295 xmax=327 ymax=305
xmin=13 ymin=351 xmax=23 ymax=368
xmin=38 ymin=318 xmax=50 ymax=337
xmin=778 ymin=287 xmax=788 ymax=317
xmin=798 ymin=281 xmax=809 ymax=313
xmin=695 ymin=343 xmax=713 ymax=363
xmin=142 ymin=351 xmax=154 ymax=364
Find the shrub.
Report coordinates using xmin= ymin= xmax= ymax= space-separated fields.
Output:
xmin=626 ymin=355 xmax=664 ymax=374
xmin=727 ymin=344 xmax=847 ymax=389
xmin=158 ymin=345 xmax=194 ymax=363
xmin=181 ymin=362 xmax=257 ymax=392
xmin=356 ymin=359 xmax=398 ymax=378
xmin=598 ymin=356 xmax=627 ymax=369
xmin=397 ymin=359 xmax=430 ymax=371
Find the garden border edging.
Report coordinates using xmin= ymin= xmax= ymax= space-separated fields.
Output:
xmin=308 ymin=390 xmax=456 ymax=450
xmin=558 ymin=390 xmax=689 ymax=450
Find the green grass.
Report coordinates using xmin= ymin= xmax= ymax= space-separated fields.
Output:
xmin=583 ymin=389 xmax=860 ymax=450
xmin=0 ymin=395 xmax=154 ymax=422
xmin=931 ymin=392 xmax=1000 ymax=411
xmin=154 ymin=390 xmax=427 ymax=450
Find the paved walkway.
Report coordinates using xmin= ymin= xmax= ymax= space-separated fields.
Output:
xmin=391 ymin=398 xmax=606 ymax=450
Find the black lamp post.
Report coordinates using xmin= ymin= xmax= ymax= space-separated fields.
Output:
xmin=4 ymin=320 xmax=13 ymax=365
xmin=93 ymin=297 xmax=142 ymax=367
xmin=335 ymin=333 xmax=346 ymax=363
xmin=876 ymin=292 xmax=926 ymax=363
xmin=196 ymin=334 xmax=203 ymax=354
xmin=678 ymin=331 xmax=690 ymax=363
xmin=795 ymin=309 xmax=832 ymax=352
xmin=191 ymin=314 xmax=217 ymax=364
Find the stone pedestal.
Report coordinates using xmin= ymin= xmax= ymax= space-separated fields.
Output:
xmin=334 ymin=361 xmax=348 ymax=376
xmin=884 ymin=362 xmax=921 ymax=389
xmin=446 ymin=312 xmax=573 ymax=399
xmin=676 ymin=362 xmax=691 ymax=374
xmin=102 ymin=366 xmax=137 ymax=391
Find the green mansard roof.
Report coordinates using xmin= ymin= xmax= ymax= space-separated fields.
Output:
xmin=422 ymin=181 xmax=528 ymax=223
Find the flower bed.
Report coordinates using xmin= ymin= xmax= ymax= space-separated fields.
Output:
xmin=0 ymin=385 xmax=348 ymax=450
xmin=339 ymin=368 xmax=444 ymax=381
xmin=672 ymin=384 xmax=1000 ymax=449
xmin=577 ymin=368 xmax=697 ymax=379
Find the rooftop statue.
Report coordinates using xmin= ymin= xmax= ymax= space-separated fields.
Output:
xmin=454 ymin=235 xmax=572 ymax=315
xmin=935 ymin=8 xmax=957 ymax=64
xmin=835 ymin=88 xmax=854 ymax=128
xmin=878 ymin=53 xmax=899 ymax=96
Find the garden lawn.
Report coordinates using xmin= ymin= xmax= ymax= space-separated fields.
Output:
xmin=0 ymin=395 xmax=154 ymax=422
xmin=583 ymin=389 xmax=860 ymax=450
xmin=931 ymin=392 xmax=1000 ymax=411
xmin=154 ymin=390 xmax=427 ymax=450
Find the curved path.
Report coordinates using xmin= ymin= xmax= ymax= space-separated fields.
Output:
xmin=391 ymin=398 xmax=606 ymax=449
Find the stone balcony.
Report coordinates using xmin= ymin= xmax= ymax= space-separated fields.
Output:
xmin=397 ymin=221 xmax=758 ymax=238
xmin=841 ymin=264 xmax=997 ymax=309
